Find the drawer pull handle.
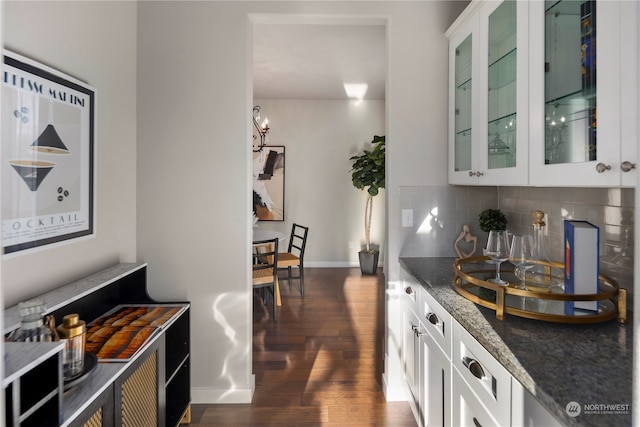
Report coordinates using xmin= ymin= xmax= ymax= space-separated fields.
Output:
xmin=463 ymin=357 xmax=485 ymax=380
xmin=426 ymin=312 xmax=439 ymax=325
xmin=473 ymin=417 xmax=482 ymax=427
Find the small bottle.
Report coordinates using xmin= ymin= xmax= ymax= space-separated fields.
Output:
xmin=531 ymin=210 xmax=547 ymax=262
xmin=57 ymin=314 xmax=86 ymax=379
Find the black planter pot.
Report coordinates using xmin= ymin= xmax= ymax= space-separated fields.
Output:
xmin=358 ymin=250 xmax=379 ymax=275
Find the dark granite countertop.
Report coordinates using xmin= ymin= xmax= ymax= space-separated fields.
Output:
xmin=399 ymin=257 xmax=633 ymax=427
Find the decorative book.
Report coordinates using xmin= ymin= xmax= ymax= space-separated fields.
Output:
xmin=564 ymin=220 xmax=599 ymax=314
xmin=85 ymin=304 xmax=185 ymax=361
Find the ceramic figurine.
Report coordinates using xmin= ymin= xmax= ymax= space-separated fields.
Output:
xmin=454 ymin=224 xmax=477 ymax=259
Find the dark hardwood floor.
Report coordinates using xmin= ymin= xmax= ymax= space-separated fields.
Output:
xmin=188 ymin=267 xmax=417 ymax=426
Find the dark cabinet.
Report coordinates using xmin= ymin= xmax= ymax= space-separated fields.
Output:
xmin=3 ymin=342 xmax=64 ymax=427
xmin=3 ymin=263 xmax=190 ymax=427
xmin=164 ymin=309 xmax=190 ymax=427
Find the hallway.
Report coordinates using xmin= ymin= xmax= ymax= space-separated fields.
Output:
xmin=188 ymin=267 xmax=417 ymax=426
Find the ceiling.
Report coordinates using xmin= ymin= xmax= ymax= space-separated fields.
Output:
xmin=253 ymin=23 xmax=386 ymax=101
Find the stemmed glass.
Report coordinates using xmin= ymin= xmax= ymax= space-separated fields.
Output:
xmin=509 ymin=235 xmax=537 ymax=290
xmin=485 ymin=230 xmax=510 ymax=285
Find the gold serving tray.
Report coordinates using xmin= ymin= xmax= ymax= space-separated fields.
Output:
xmin=453 ymin=256 xmax=627 ymax=324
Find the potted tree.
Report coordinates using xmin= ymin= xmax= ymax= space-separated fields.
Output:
xmin=350 ymin=135 xmax=385 ymax=274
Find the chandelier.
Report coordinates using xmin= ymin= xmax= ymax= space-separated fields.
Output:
xmin=252 ymin=105 xmax=270 ymax=152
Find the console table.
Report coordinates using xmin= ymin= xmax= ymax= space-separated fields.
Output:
xmin=2 ymin=262 xmax=190 ymax=427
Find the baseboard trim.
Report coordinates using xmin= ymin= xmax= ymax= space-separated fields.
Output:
xmin=191 ymin=384 xmax=254 ymax=404
xmin=305 ymin=261 xmax=382 ymax=268
xmin=381 ymin=373 xmax=409 ymax=402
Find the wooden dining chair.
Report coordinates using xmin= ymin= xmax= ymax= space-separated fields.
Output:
xmin=252 ymin=238 xmax=279 ymax=322
xmin=277 ymin=223 xmax=309 ymax=297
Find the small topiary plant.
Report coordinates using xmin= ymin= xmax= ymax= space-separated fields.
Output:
xmin=478 ymin=209 xmax=508 ymax=232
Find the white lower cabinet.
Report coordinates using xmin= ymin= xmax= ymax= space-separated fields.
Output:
xmin=453 ymin=366 xmax=500 ymax=427
xmin=517 ymin=385 xmax=564 ymax=427
xmin=400 ymin=269 xmax=452 ymax=427
xmin=399 ymin=267 xmax=562 ymax=426
xmin=403 ymin=304 xmax=420 ymax=406
xmin=452 ymin=320 xmax=513 ymax=426
xmin=421 ymin=331 xmax=451 ymax=426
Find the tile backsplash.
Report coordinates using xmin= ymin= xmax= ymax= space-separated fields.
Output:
xmin=399 ymin=185 xmax=634 ymax=307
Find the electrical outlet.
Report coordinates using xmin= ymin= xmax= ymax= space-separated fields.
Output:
xmin=402 ymin=209 xmax=413 ymax=228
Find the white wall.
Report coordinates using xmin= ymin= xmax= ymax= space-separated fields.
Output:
xmin=1 ymin=0 xmax=466 ymax=405
xmin=137 ymin=0 xmax=465 ymax=403
xmin=252 ymin=99 xmax=385 ymax=267
xmin=2 ymin=1 xmax=138 ymax=307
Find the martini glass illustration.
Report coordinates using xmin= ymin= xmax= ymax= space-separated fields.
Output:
xmin=9 ymin=160 xmax=56 ymax=191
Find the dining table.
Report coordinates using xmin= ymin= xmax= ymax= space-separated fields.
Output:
xmin=252 ymin=229 xmax=287 ymax=306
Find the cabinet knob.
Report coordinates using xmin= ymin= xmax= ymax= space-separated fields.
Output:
xmin=426 ymin=312 xmax=439 ymax=325
xmin=596 ymin=163 xmax=611 ymax=173
xmin=405 ymin=287 xmax=414 ymax=295
xmin=468 ymin=171 xmax=485 ymax=177
xmin=463 ymin=356 xmax=485 ymax=380
xmin=621 ymin=161 xmax=636 ymax=172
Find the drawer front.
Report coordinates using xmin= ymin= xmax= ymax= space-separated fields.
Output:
xmin=453 ymin=367 xmax=500 ymax=427
xmin=400 ymin=275 xmax=419 ymax=309
xmin=452 ymin=320 xmax=512 ymax=426
xmin=421 ymin=290 xmax=452 ymax=359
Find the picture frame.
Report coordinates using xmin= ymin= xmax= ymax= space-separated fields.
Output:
xmin=252 ymin=145 xmax=285 ymax=221
xmin=2 ymin=50 xmax=96 ymax=255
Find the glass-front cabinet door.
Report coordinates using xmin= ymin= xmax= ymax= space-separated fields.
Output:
xmin=448 ymin=0 xmax=528 ymax=185
xmin=486 ymin=0 xmax=517 ymax=171
xmin=448 ymin=13 xmax=479 ymax=184
xmin=454 ymin=35 xmax=473 ymax=176
xmin=529 ymin=0 xmax=636 ymax=187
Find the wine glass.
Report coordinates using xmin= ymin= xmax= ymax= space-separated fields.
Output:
xmin=509 ymin=235 xmax=536 ymax=290
xmin=485 ymin=230 xmax=510 ymax=285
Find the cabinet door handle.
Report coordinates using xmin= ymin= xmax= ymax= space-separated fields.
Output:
xmin=405 ymin=286 xmax=414 ymax=295
xmin=463 ymin=356 xmax=485 ymax=380
xmin=411 ymin=323 xmax=424 ymax=337
xmin=621 ymin=161 xmax=636 ymax=172
xmin=468 ymin=171 xmax=485 ymax=177
xmin=473 ymin=417 xmax=482 ymax=427
xmin=596 ymin=163 xmax=611 ymax=173
xmin=426 ymin=312 xmax=439 ymax=325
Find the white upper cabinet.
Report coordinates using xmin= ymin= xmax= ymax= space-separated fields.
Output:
xmin=448 ymin=0 xmax=638 ymax=187
xmin=447 ymin=0 xmax=529 ymax=185
xmin=529 ymin=0 xmax=637 ymax=187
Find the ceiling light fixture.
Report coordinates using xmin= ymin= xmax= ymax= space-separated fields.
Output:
xmin=252 ymin=105 xmax=270 ymax=152
xmin=343 ymin=83 xmax=368 ymax=101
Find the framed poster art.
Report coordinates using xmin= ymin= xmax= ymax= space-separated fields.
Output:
xmin=2 ymin=50 xmax=96 ymax=255
xmin=252 ymin=146 xmax=284 ymax=221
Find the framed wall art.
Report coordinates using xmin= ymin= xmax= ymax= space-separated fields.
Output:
xmin=2 ymin=50 xmax=96 ymax=255
xmin=252 ymin=146 xmax=284 ymax=221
